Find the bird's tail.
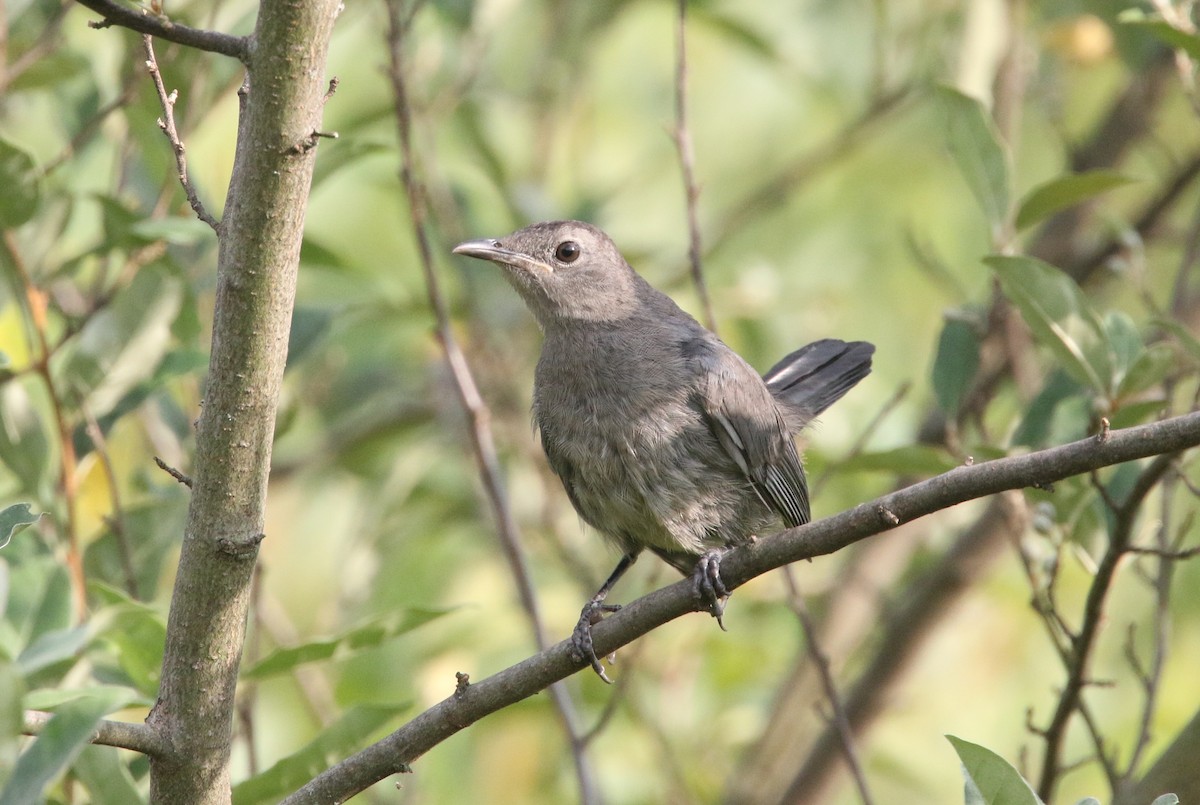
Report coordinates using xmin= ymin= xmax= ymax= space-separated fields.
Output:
xmin=763 ymin=339 xmax=875 ymax=423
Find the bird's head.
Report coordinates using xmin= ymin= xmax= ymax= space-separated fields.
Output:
xmin=453 ymin=220 xmax=640 ymax=325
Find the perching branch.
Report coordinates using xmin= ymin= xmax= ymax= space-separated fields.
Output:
xmin=282 ymin=409 xmax=1200 ymax=804
xmin=73 ymin=0 xmax=251 ymax=62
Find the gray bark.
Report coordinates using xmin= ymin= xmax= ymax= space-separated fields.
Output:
xmin=145 ymin=3 xmax=341 ymax=802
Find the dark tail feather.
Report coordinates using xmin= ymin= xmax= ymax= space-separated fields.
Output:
xmin=763 ymin=338 xmax=875 ymax=418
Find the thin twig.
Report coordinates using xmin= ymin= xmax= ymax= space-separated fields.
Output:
xmin=383 ymin=4 xmax=599 ymax=803
xmin=154 ymin=456 xmax=193 ymax=487
xmin=256 ymin=590 xmax=339 ymax=726
xmin=142 ymin=35 xmax=220 ymax=231
xmin=781 ymin=566 xmax=876 ymax=805
xmin=707 ymin=87 xmax=910 ymax=252
xmin=1125 ymin=543 xmax=1200 ymax=559
xmin=1035 ymin=452 xmax=1178 ymax=800
xmin=81 ymin=404 xmax=139 ymax=598
xmin=1123 ymin=468 xmax=1184 ymax=778
xmin=1 ymin=0 xmax=72 ymax=94
xmin=672 ymin=0 xmax=715 ymax=332
xmin=322 ymin=76 xmax=340 ymax=104
xmin=1 ymin=231 xmax=87 ymax=620
xmin=74 ymin=0 xmax=250 ymax=61
xmin=22 ymin=710 xmax=169 ymax=757
xmin=579 ymin=638 xmax=647 ymax=745
xmin=236 ymin=566 xmax=264 ymax=776
xmin=39 ymin=77 xmax=139 ymax=177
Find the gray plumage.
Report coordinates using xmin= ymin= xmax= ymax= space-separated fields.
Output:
xmin=453 ymin=220 xmax=873 ymax=680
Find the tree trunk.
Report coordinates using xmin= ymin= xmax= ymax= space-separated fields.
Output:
xmin=146 ymin=2 xmax=341 ymax=802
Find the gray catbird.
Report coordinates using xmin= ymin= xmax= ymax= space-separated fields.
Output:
xmin=453 ymin=220 xmax=873 ymax=681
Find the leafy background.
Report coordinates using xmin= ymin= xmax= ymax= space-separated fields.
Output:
xmin=2 ymin=0 xmax=1199 ymax=803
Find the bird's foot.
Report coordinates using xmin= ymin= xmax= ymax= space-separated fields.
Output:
xmin=693 ymin=548 xmax=731 ymax=630
xmin=571 ymin=600 xmax=622 ymax=683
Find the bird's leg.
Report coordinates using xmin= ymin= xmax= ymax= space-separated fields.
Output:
xmin=572 ymin=552 xmax=638 ymax=683
xmin=693 ymin=548 xmax=731 ymax=630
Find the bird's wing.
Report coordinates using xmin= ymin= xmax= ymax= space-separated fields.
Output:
xmin=688 ymin=337 xmax=811 ymax=528
xmin=537 ymin=424 xmax=593 ymax=525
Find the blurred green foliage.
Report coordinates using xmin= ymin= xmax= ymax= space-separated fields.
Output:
xmin=1 ymin=0 xmax=1199 ymax=803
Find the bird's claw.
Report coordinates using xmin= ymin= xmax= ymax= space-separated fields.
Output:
xmin=571 ymin=601 xmax=622 ymax=683
xmin=693 ymin=549 xmax=730 ymax=630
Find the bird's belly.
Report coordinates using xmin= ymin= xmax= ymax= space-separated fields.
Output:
xmin=540 ymin=406 xmax=769 ymax=556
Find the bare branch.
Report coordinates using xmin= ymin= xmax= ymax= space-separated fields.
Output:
xmin=1035 ymin=452 xmax=1179 ymax=800
xmin=672 ymin=0 xmax=715 ymax=332
xmin=383 ymin=2 xmax=599 ymax=801
xmin=142 ymin=35 xmax=220 ymax=231
xmin=707 ymin=87 xmax=910 ymax=252
xmin=81 ymin=403 xmax=139 ymax=597
xmin=782 ymin=568 xmax=875 ymax=805
xmin=154 ymin=456 xmax=193 ymax=488
xmin=22 ymin=710 xmax=170 ymax=758
xmin=74 ymin=0 xmax=250 ymax=61
xmin=1 ymin=231 xmax=87 ymax=621
xmin=283 ymin=410 xmax=1200 ymax=804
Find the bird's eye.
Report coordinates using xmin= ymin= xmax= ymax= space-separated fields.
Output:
xmin=555 ymin=241 xmax=581 ymax=263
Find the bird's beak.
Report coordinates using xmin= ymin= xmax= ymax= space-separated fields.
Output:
xmin=452 ymin=239 xmax=552 ymax=274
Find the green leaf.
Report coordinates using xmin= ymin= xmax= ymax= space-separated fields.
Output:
xmin=23 ymin=685 xmax=148 ymax=711
xmin=241 ymin=607 xmax=454 ymax=679
xmin=287 ymin=307 xmax=334 ymax=368
xmin=17 ymin=625 xmax=91 ymax=676
xmin=1011 ymin=371 xmax=1087 ymax=449
xmin=310 ymin=138 xmax=392 ymax=190
xmin=0 ymin=380 xmax=54 ymax=496
xmin=1103 ymin=311 xmax=1144 ymax=389
xmin=1119 ymin=10 xmax=1200 ymax=59
xmin=96 ymin=605 xmax=167 ymax=697
xmin=94 ymin=194 xmax=149 ymax=250
xmin=129 ymin=215 xmax=214 ymax=245
xmin=72 ymin=745 xmax=143 ymax=805
xmin=935 ymin=86 xmax=1013 ymax=231
xmin=946 ymin=735 xmax=1044 ymax=805
xmin=0 ymin=661 xmax=24 ymax=774
xmin=1015 ymin=170 xmax=1135 ymax=231
xmin=1072 ymin=799 xmax=1101 ymax=805
xmin=932 ymin=314 xmax=982 ymax=416
xmin=56 ymin=262 xmax=184 ymax=419
xmin=987 ymin=255 xmax=1113 ymax=397
xmin=0 ymin=137 xmax=41 ymax=228
xmin=1154 ymin=318 xmax=1200 ymax=363
xmin=20 ymin=561 xmax=72 ymax=649
xmin=1150 ymin=795 xmax=1180 ymax=805
xmin=0 ymin=503 xmax=41 ymax=549
xmin=231 ymin=704 xmax=409 ymax=805
xmin=1108 ymin=398 xmax=1168 ymax=430
xmin=0 ymin=694 xmax=119 ymax=805
xmin=300 ymin=236 xmax=351 ymax=272
xmin=693 ymin=6 xmax=776 ymax=59
xmin=838 ymin=445 xmax=960 ymax=476
xmin=5 ymin=50 xmax=90 ymax=92
xmin=1117 ymin=343 xmax=1175 ymax=400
